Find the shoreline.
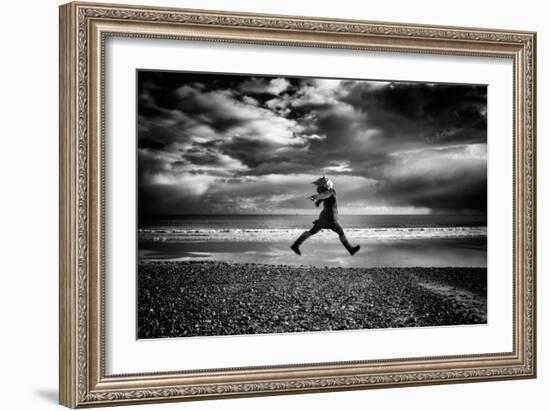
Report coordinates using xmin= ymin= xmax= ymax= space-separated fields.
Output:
xmin=138 ymin=261 xmax=487 ymax=339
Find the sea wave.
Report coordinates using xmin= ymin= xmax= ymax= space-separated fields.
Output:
xmin=138 ymin=226 xmax=487 ymax=243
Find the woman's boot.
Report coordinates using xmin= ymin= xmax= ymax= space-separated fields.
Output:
xmin=290 ymin=231 xmax=311 ymax=255
xmin=339 ymin=235 xmax=360 ymax=255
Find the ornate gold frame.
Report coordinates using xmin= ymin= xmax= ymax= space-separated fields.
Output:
xmin=59 ymin=1 xmax=536 ymax=408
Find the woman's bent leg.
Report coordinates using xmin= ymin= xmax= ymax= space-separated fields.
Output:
xmin=332 ymin=223 xmax=360 ymax=255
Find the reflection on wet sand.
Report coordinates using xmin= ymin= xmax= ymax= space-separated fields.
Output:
xmin=139 ymin=237 xmax=486 ymax=268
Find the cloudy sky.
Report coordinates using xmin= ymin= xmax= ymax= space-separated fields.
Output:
xmin=137 ymin=70 xmax=487 ymax=216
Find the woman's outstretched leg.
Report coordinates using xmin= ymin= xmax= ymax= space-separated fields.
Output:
xmin=290 ymin=231 xmax=311 ymax=255
xmin=291 ymin=226 xmax=320 ymax=256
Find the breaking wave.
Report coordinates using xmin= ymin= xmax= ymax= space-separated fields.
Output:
xmin=139 ymin=226 xmax=487 ymax=243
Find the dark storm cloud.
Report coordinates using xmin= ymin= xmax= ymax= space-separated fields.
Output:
xmin=137 ymin=70 xmax=487 ymax=215
xmin=384 ymin=172 xmax=487 ymax=213
xmin=374 ymin=143 xmax=487 ymax=212
xmin=341 ymin=81 xmax=486 ymax=146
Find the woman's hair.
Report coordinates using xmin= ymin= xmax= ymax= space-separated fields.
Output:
xmin=312 ymin=175 xmax=334 ymax=189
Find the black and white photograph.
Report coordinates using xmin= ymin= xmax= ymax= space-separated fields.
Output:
xmin=136 ymin=70 xmax=488 ymax=339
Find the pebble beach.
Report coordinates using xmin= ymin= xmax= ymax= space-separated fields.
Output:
xmin=137 ymin=261 xmax=487 ymax=339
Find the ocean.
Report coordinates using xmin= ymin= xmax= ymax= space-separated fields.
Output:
xmin=138 ymin=214 xmax=487 ymax=268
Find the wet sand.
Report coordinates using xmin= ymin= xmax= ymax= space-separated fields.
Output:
xmin=137 ymin=261 xmax=487 ymax=339
xmin=139 ymin=236 xmax=487 ymax=268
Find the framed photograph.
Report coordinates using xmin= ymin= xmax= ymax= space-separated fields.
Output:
xmin=59 ymin=2 xmax=536 ymax=408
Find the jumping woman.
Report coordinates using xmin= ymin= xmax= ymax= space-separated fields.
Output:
xmin=291 ymin=176 xmax=360 ymax=256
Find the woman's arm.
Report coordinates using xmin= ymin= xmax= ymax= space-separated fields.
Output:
xmin=309 ymin=190 xmax=333 ymax=202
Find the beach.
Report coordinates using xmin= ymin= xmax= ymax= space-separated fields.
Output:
xmin=137 ymin=261 xmax=487 ymax=339
xmin=138 ymin=215 xmax=487 ymax=268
